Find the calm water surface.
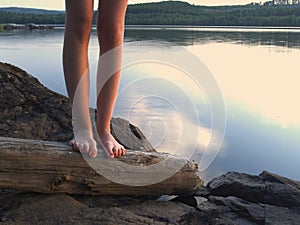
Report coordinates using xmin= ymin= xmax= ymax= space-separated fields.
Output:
xmin=1 ymin=27 xmax=300 ymax=182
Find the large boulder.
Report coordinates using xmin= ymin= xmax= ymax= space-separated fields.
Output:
xmin=183 ymin=195 xmax=300 ymax=225
xmin=0 ymin=191 xmax=196 ymax=225
xmin=200 ymin=171 xmax=300 ymax=208
xmin=0 ymin=62 xmax=154 ymax=152
xmin=192 ymin=171 xmax=300 ymax=225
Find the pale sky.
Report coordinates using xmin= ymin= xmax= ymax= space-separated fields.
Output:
xmin=0 ymin=0 xmax=264 ymax=10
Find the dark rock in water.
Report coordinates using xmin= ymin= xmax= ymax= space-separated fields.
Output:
xmin=3 ymin=23 xmax=53 ymax=30
xmin=0 ymin=62 xmax=154 ymax=152
xmin=25 ymin=23 xmax=53 ymax=30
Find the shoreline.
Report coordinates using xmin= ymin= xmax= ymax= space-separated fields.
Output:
xmin=2 ymin=23 xmax=300 ymax=31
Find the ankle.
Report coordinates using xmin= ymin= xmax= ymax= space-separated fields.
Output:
xmin=73 ymin=126 xmax=93 ymax=137
xmin=72 ymin=118 xmax=93 ymax=134
xmin=73 ymin=129 xmax=93 ymax=137
xmin=96 ymin=124 xmax=110 ymax=136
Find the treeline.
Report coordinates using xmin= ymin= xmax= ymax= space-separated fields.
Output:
xmin=0 ymin=12 xmax=65 ymax=24
xmin=126 ymin=1 xmax=300 ymax=26
xmin=1 ymin=1 xmax=300 ymax=27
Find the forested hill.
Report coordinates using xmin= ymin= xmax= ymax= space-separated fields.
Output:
xmin=0 ymin=7 xmax=63 ymax=15
xmin=1 ymin=1 xmax=300 ymax=26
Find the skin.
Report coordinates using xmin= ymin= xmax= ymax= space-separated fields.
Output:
xmin=63 ymin=0 xmax=128 ymax=158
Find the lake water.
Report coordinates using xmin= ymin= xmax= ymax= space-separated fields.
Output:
xmin=1 ymin=26 xmax=300 ymax=182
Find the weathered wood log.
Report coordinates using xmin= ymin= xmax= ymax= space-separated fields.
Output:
xmin=0 ymin=137 xmax=203 ymax=196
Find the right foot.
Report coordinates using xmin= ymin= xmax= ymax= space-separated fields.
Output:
xmin=69 ymin=129 xmax=98 ymax=158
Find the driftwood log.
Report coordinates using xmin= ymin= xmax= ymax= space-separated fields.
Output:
xmin=0 ymin=137 xmax=203 ymax=196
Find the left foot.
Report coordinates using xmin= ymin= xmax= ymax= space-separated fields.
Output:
xmin=97 ymin=130 xmax=126 ymax=158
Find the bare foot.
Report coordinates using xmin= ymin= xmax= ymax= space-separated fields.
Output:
xmin=98 ymin=131 xmax=126 ymax=158
xmin=69 ymin=129 xmax=98 ymax=158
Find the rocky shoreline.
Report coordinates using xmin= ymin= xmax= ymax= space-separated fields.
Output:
xmin=0 ymin=62 xmax=299 ymax=224
xmin=1 ymin=23 xmax=53 ymax=30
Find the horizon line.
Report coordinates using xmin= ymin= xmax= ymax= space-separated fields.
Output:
xmin=0 ymin=1 xmax=267 ymax=11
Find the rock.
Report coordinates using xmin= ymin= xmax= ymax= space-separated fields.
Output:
xmin=111 ymin=117 xmax=154 ymax=152
xmin=209 ymin=196 xmax=265 ymax=224
xmin=191 ymin=195 xmax=264 ymax=225
xmin=0 ymin=192 xmax=195 ymax=225
xmin=264 ymin=204 xmax=300 ymax=225
xmin=0 ymin=62 xmax=72 ymax=141
xmin=203 ymin=171 xmax=300 ymax=208
xmin=171 ymin=196 xmax=198 ymax=207
xmin=25 ymin=23 xmax=51 ymax=30
xmin=187 ymin=194 xmax=300 ymax=225
xmin=0 ymin=62 xmax=154 ymax=151
xmin=3 ymin=24 xmax=23 ymax=30
xmin=3 ymin=23 xmax=53 ymax=30
xmin=192 ymin=171 xmax=300 ymax=225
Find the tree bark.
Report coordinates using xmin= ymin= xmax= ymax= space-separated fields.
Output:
xmin=0 ymin=137 xmax=203 ymax=196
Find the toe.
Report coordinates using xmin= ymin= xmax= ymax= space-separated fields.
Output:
xmin=89 ymin=142 xmax=98 ymax=158
xmin=104 ymin=146 xmax=114 ymax=158
xmin=78 ymin=143 xmax=87 ymax=153
xmin=118 ymin=148 xmax=123 ymax=157
xmin=69 ymin=140 xmax=74 ymax=146
xmin=82 ymin=143 xmax=89 ymax=153
xmin=69 ymin=140 xmax=79 ymax=152
xmin=112 ymin=147 xmax=119 ymax=158
xmin=90 ymin=150 xmax=97 ymax=158
xmin=117 ymin=147 xmax=124 ymax=158
xmin=106 ymin=143 xmax=115 ymax=158
xmin=121 ymin=146 xmax=126 ymax=156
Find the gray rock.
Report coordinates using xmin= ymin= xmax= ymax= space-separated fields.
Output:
xmin=204 ymin=171 xmax=300 ymax=208
xmin=191 ymin=171 xmax=300 ymax=224
xmin=187 ymin=195 xmax=300 ymax=225
xmin=0 ymin=192 xmax=194 ymax=225
xmin=110 ymin=117 xmax=155 ymax=152
xmin=208 ymin=196 xmax=265 ymax=224
xmin=0 ymin=62 xmax=72 ymax=141
xmin=189 ymin=195 xmax=262 ymax=225
xmin=171 ymin=195 xmax=198 ymax=207
xmin=264 ymin=204 xmax=300 ymax=225
xmin=3 ymin=23 xmax=53 ymax=30
xmin=0 ymin=62 xmax=154 ymax=152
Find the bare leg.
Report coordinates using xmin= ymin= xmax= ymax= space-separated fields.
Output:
xmin=63 ymin=0 xmax=97 ymax=157
xmin=96 ymin=0 xmax=128 ymax=158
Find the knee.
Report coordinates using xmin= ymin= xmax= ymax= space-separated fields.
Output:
xmin=66 ymin=13 xmax=93 ymax=41
xmin=97 ymin=20 xmax=125 ymax=46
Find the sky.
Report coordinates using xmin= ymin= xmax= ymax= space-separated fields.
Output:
xmin=0 ymin=0 xmax=265 ymax=10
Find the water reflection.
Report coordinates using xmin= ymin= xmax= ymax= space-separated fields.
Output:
xmin=125 ymin=27 xmax=300 ymax=49
xmin=198 ymin=101 xmax=300 ymax=182
xmin=2 ymin=27 xmax=300 ymax=49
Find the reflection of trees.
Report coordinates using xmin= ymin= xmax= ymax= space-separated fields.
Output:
xmin=124 ymin=28 xmax=300 ymax=49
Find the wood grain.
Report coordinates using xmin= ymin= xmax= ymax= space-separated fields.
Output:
xmin=0 ymin=137 xmax=203 ymax=196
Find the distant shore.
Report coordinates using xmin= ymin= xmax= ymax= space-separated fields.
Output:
xmin=1 ymin=24 xmax=300 ymax=31
xmin=1 ymin=2 xmax=300 ymax=27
